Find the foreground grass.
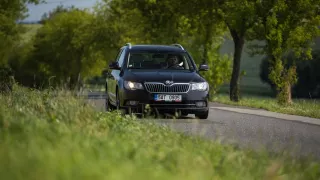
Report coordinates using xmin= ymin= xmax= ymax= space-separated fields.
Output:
xmin=212 ymin=94 xmax=320 ymax=119
xmin=1 ymin=88 xmax=320 ymax=180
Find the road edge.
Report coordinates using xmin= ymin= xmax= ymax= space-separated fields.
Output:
xmin=210 ymin=106 xmax=320 ymax=126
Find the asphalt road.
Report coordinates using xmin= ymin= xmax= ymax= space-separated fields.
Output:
xmin=86 ymin=92 xmax=320 ymax=160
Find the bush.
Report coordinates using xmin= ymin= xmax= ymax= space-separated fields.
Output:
xmin=8 ymin=43 xmax=51 ymax=89
xmin=260 ymin=50 xmax=320 ymax=98
xmin=0 ymin=66 xmax=14 ymax=93
xmin=202 ymin=49 xmax=232 ymax=96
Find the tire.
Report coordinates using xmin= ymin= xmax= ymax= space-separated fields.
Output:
xmin=105 ymin=96 xmax=110 ymax=112
xmin=105 ymin=86 xmax=109 ymax=111
xmin=195 ymin=110 xmax=209 ymax=119
xmin=105 ymin=93 xmax=114 ymax=111
xmin=105 ymin=85 xmax=114 ymax=111
xmin=116 ymin=89 xmax=120 ymax=110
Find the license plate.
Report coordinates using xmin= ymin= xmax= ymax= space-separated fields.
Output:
xmin=154 ymin=94 xmax=182 ymax=102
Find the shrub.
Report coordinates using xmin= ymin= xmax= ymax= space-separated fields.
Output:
xmin=0 ymin=66 xmax=14 ymax=93
xmin=202 ymin=49 xmax=232 ymax=96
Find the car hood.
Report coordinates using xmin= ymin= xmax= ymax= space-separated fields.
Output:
xmin=124 ymin=69 xmax=205 ymax=83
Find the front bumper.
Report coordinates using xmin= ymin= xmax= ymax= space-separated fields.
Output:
xmin=119 ymin=88 xmax=209 ymax=112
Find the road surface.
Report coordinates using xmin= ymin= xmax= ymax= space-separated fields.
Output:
xmin=85 ymin=92 xmax=320 ymax=159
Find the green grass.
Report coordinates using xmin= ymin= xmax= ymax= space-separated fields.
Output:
xmin=0 ymin=87 xmax=320 ymax=179
xmin=212 ymin=94 xmax=320 ymax=119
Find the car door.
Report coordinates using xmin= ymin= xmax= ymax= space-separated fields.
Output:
xmin=107 ymin=47 xmax=126 ymax=105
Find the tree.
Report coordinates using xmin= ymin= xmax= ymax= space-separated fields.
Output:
xmin=212 ymin=0 xmax=259 ymax=102
xmin=94 ymin=0 xmax=143 ymax=46
xmin=96 ymin=0 xmax=232 ymax=94
xmin=177 ymin=0 xmax=232 ymax=95
xmin=252 ymin=0 xmax=320 ymax=104
xmin=0 ymin=0 xmax=41 ymax=91
xmin=97 ymin=0 xmax=186 ymax=44
xmin=0 ymin=0 xmax=40 ymax=65
xmin=260 ymin=49 xmax=320 ymax=99
xmin=31 ymin=9 xmax=109 ymax=89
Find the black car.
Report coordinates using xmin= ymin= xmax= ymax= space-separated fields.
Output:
xmin=105 ymin=43 xmax=210 ymax=119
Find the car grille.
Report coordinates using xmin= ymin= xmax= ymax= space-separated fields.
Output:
xmin=144 ymin=83 xmax=190 ymax=93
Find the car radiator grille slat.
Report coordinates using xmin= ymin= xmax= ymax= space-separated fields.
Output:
xmin=144 ymin=83 xmax=190 ymax=93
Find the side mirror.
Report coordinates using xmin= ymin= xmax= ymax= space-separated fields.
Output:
xmin=101 ymin=69 xmax=109 ymax=77
xmin=199 ymin=64 xmax=209 ymax=71
xmin=109 ymin=61 xmax=120 ymax=70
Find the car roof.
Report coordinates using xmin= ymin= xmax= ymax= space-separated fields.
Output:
xmin=125 ymin=44 xmax=186 ymax=53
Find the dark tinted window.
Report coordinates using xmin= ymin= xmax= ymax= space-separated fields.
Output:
xmin=127 ymin=52 xmax=194 ymax=70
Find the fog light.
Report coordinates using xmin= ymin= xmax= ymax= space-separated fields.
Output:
xmin=126 ymin=101 xmax=139 ymax=106
xmin=195 ymin=101 xmax=206 ymax=107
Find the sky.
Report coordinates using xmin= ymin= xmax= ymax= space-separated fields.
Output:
xmin=25 ymin=0 xmax=101 ymax=21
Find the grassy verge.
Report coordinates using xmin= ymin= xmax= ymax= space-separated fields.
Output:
xmin=1 ymin=88 xmax=319 ymax=179
xmin=212 ymin=94 xmax=320 ymax=119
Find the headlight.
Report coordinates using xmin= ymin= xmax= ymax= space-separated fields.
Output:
xmin=124 ymin=81 xmax=143 ymax=90
xmin=191 ymin=82 xmax=208 ymax=91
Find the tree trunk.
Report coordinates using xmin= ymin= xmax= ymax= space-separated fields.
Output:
xmin=229 ymin=31 xmax=244 ymax=102
xmin=277 ymin=80 xmax=292 ymax=105
xmin=286 ymin=81 xmax=292 ymax=104
xmin=277 ymin=66 xmax=296 ymax=105
xmin=202 ymin=7 xmax=214 ymax=64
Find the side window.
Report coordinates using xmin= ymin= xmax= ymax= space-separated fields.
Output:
xmin=117 ymin=48 xmax=127 ymax=67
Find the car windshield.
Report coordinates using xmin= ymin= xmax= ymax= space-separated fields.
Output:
xmin=127 ymin=52 xmax=195 ymax=70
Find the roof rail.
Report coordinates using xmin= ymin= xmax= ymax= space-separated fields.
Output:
xmin=171 ymin=44 xmax=185 ymax=50
xmin=125 ymin=43 xmax=132 ymax=49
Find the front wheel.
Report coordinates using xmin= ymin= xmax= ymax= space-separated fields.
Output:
xmin=195 ymin=110 xmax=209 ymax=119
xmin=116 ymin=90 xmax=126 ymax=115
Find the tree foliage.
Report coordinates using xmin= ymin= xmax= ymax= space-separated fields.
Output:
xmin=252 ymin=0 xmax=320 ymax=104
xmin=202 ymin=46 xmax=232 ymax=96
xmin=2 ymin=0 xmax=319 ymax=102
xmin=40 ymin=4 xmax=77 ymax=24
xmin=0 ymin=0 xmax=40 ymax=64
xmin=0 ymin=0 xmax=41 ymax=91
xmin=260 ymin=49 xmax=320 ymax=99
xmin=31 ymin=9 xmax=111 ymax=89
xmin=96 ymin=0 xmax=232 ymax=92
xmin=95 ymin=0 xmax=186 ymax=45
xmin=215 ymin=0 xmax=259 ymax=102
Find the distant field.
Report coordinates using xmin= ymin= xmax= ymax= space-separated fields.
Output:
xmin=21 ymin=24 xmax=42 ymax=42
